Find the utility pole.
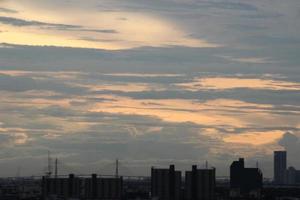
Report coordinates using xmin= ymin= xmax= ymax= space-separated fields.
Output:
xmin=55 ymin=158 xmax=58 ymax=178
xmin=115 ymin=159 xmax=119 ymax=178
xmin=47 ymin=151 xmax=52 ymax=177
xmin=54 ymin=158 xmax=58 ymax=195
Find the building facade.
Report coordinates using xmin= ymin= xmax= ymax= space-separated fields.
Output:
xmin=230 ymin=158 xmax=263 ymax=199
xmin=42 ymin=174 xmax=123 ymax=200
xmin=284 ymin=167 xmax=300 ymax=185
xmin=185 ymin=165 xmax=216 ymax=200
xmin=151 ymin=165 xmax=182 ymax=200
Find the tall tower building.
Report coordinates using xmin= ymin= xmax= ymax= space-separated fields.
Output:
xmin=274 ymin=151 xmax=287 ymax=184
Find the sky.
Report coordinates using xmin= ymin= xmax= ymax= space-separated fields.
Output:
xmin=0 ymin=0 xmax=300 ymax=177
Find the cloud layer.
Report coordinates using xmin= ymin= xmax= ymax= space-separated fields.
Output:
xmin=0 ymin=65 xmax=299 ymax=177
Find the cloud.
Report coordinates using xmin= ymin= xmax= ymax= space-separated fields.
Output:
xmin=0 ymin=0 xmax=221 ymax=50
xmin=2 ymin=73 xmax=81 ymax=90
xmin=0 ymin=68 xmax=298 ymax=176
xmin=221 ymin=56 xmax=274 ymax=64
xmin=0 ymin=16 xmax=81 ymax=28
xmin=1 ymin=44 xmax=299 ymax=78
xmin=278 ymin=132 xmax=299 ymax=149
xmin=0 ymin=132 xmax=29 ymax=147
xmin=176 ymin=77 xmax=300 ymax=91
xmin=200 ymin=1 xmax=258 ymax=11
xmin=278 ymin=132 xmax=300 ymax=167
xmin=0 ymin=74 xmax=37 ymax=92
xmin=96 ymin=0 xmax=258 ymax=13
xmin=78 ymin=37 xmax=121 ymax=43
xmin=0 ymin=16 xmax=118 ymax=33
xmin=223 ymin=130 xmax=285 ymax=145
xmin=0 ymin=7 xmax=17 ymax=13
xmin=0 ymin=134 xmax=12 ymax=147
xmin=0 ymin=45 xmax=235 ymax=73
xmin=245 ymin=35 xmax=300 ymax=46
xmin=89 ymin=94 xmax=300 ymax=130
xmin=25 ymin=124 xmax=216 ymax=175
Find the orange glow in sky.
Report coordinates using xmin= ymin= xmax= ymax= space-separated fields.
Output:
xmin=0 ymin=1 xmax=219 ymax=50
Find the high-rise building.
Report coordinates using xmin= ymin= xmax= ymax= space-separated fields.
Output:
xmin=185 ymin=165 xmax=216 ymax=200
xmin=274 ymin=151 xmax=287 ymax=185
xmin=230 ymin=158 xmax=263 ymax=199
xmin=151 ymin=165 xmax=182 ymax=200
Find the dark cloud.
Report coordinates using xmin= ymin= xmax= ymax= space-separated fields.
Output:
xmin=244 ymin=35 xmax=300 ymax=46
xmin=0 ymin=45 xmax=236 ymax=73
xmin=201 ymin=1 xmax=258 ymax=11
xmin=28 ymin=125 xmax=214 ymax=175
xmin=0 ymin=74 xmax=85 ymax=94
xmin=0 ymin=16 xmax=118 ymax=33
xmin=1 ymin=44 xmax=298 ymax=77
xmin=0 ymin=74 xmax=37 ymax=92
xmin=240 ymin=12 xmax=284 ymax=19
xmin=85 ymin=29 xmax=117 ymax=33
xmin=229 ymin=24 xmax=268 ymax=31
xmin=94 ymin=88 xmax=300 ymax=107
xmin=97 ymin=0 xmax=258 ymax=13
xmin=0 ymin=16 xmax=80 ymax=28
xmin=79 ymin=37 xmax=120 ymax=43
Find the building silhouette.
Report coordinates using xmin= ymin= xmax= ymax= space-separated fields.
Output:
xmin=185 ymin=165 xmax=216 ymax=200
xmin=274 ymin=151 xmax=287 ymax=185
xmin=42 ymin=174 xmax=123 ymax=200
xmin=284 ymin=167 xmax=300 ymax=185
xmin=230 ymin=158 xmax=263 ymax=199
xmin=151 ymin=165 xmax=182 ymax=200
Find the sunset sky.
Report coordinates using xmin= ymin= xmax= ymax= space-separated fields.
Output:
xmin=0 ymin=0 xmax=300 ymax=177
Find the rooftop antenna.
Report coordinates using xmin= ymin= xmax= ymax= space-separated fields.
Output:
xmin=205 ymin=160 xmax=208 ymax=169
xmin=115 ymin=159 xmax=119 ymax=178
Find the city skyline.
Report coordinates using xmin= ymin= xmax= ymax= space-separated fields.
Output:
xmin=1 ymin=153 xmax=299 ymax=200
xmin=0 ymin=0 xmax=300 ymax=178
xmin=0 ymin=150 xmax=295 ymax=180
xmin=39 ymin=152 xmax=300 ymax=199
